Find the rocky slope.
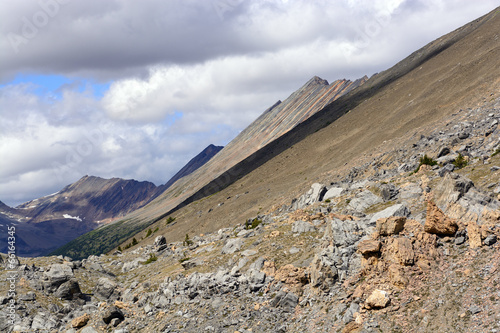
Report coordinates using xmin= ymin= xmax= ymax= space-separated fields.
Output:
xmin=57 ymin=5 xmax=500 ymax=262
xmin=1 ymin=93 xmax=499 ymax=332
xmin=55 ymin=75 xmax=368 ymax=259
xmin=1 ymin=6 xmax=500 ymax=333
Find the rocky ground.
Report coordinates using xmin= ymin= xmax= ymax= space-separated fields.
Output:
xmin=1 ymin=96 xmax=500 ymax=332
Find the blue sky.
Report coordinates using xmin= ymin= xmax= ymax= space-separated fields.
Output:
xmin=1 ymin=74 xmax=111 ymax=100
xmin=0 ymin=0 xmax=498 ymax=207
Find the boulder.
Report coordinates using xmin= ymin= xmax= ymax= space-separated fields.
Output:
xmin=385 ymin=237 xmax=414 ymax=266
xmin=71 ymin=313 xmax=90 ymax=328
xmin=291 ymin=183 xmax=327 ymax=209
xmin=102 ymin=306 xmax=124 ymax=325
xmin=467 ymin=221 xmax=482 ymax=249
xmin=269 ymin=291 xmax=299 ymax=312
xmin=438 ymin=164 xmax=455 ymax=177
xmin=43 ymin=264 xmax=74 ymax=292
xmin=324 ymin=187 xmax=345 ymax=201
xmin=424 ymin=201 xmax=458 ymax=236
xmin=380 ymin=183 xmax=399 ymax=202
xmin=154 ymin=235 xmax=167 ymax=247
xmin=365 ymin=289 xmax=390 ymax=309
xmin=221 ymin=238 xmax=243 ymax=254
xmin=376 ymin=216 xmax=406 ymax=236
xmin=370 ymin=204 xmax=410 ymax=224
xmin=484 ymin=235 xmax=497 ymax=246
xmin=94 ymin=277 xmax=118 ymax=300
xmin=54 ymin=279 xmax=81 ymax=300
xmin=357 ymin=240 xmax=381 ymax=256
xmin=348 ymin=191 xmax=383 ymax=212
xmin=292 ymin=220 xmax=316 ymax=234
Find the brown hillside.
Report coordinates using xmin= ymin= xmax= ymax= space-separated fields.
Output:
xmin=135 ymin=7 xmax=500 ymax=246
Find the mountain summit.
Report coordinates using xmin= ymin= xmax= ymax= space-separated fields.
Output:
xmin=54 ymin=75 xmax=368 ymax=259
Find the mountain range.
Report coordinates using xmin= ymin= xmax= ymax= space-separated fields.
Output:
xmin=1 ymin=7 xmax=500 ymax=332
xmin=0 ymin=144 xmax=223 ymax=256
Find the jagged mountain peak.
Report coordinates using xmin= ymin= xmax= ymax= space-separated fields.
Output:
xmin=303 ymin=75 xmax=329 ymax=88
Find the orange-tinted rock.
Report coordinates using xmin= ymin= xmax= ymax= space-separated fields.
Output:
xmin=424 ymin=201 xmax=458 ymax=236
xmin=467 ymin=221 xmax=482 ymax=249
xmin=376 ymin=217 xmax=406 ymax=236
xmin=365 ymin=289 xmax=390 ymax=309
xmin=385 ymin=237 xmax=414 ymax=266
xmin=71 ymin=313 xmax=90 ymax=328
xmin=358 ymin=240 xmax=382 ymax=256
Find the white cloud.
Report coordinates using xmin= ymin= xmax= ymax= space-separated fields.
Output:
xmin=0 ymin=0 xmax=498 ymax=206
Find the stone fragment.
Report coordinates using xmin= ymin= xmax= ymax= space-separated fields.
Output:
xmin=467 ymin=222 xmax=482 ymax=249
xmin=94 ymin=277 xmax=118 ymax=300
xmin=102 ymin=306 xmax=124 ymax=325
xmin=323 ymin=187 xmax=345 ymax=200
xmin=154 ymin=235 xmax=167 ymax=248
xmin=424 ymin=201 xmax=458 ymax=236
xmin=269 ymin=291 xmax=299 ymax=312
xmin=71 ymin=313 xmax=90 ymax=328
xmin=357 ymin=240 xmax=381 ymax=256
xmin=221 ymin=238 xmax=243 ymax=254
xmin=385 ymin=237 xmax=414 ymax=266
xmin=370 ymin=204 xmax=409 ymax=224
xmin=348 ymin=191 xmax=383 ymax=212
xmin=292 ymin=220 xmax=316 ymax=233
xmin=54 ymin=279 xmax=81 ymax=300
xmin=484 ymin=235 xmax=497 ymax=246
xmin=365 ymin=289 xmax=390 ymax=309
xmin=273 ymin=264 xmax=308 ymax=292
xmin=376 ymin=216 xmax=406 ymax=236
xmin=43 ymin=264 xmax=74 ymax=292
xmin=388 ymin=264 xmax=408 ymax=287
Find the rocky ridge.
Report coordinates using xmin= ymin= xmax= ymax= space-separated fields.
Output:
xmin=1 ymin=95 xmax=499 ymax=332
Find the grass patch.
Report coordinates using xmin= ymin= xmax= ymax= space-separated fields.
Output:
xmin=142 ymin=253 xmax=158 ymax=265
xmin=245 ymin=218 xmax=263 ymax=230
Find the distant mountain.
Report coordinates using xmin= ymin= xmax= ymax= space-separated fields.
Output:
xmin=0 ymin=176 xmax=160 ymax=256
xmin=0 ymin=142 xmax=223 ymax=257
xmin=161 ymin=144 xmax=223 ymax=190
xmin=53 ymin=75 xmax=368 ymax=259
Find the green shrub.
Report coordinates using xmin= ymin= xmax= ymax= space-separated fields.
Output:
xmin=153 ymin=227 xmax=159 ymax=233
xmin=492 ymin=149 xmax=500 ymax=157
xmin=178 ymin=257 xmax=190 ymax=263
xmin=117 ymin=246 xmax=122 ymax=252
xmin=145 ymin=229 xmax=152 ymax=238
xmin=452 ymin=153 xmax=468 ymax=169
xmin=324 ymin=199 xmax=331 ymax=203
xmin=415 ymin=154 xmax=438 ymax=172
xmin=132 ymin=238 xmax=138 ymax=246
xmin=245 ymin=218 xmax=263 ymax=230
xmin=166 ymin=216 xmax=176 ymax=225
xmin=142 ymin=253 xmax=157 ymax=265
xmin=183 ymin=234 xmax=193 ymax=246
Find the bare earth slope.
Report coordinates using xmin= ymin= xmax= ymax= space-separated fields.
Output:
xmin=120 ymin=7 xmax=500 ymax=246
xmin=54 ymin=75 xmax=368 ymax=258
xmin=2 ymin=7 xmax=500 ymax=333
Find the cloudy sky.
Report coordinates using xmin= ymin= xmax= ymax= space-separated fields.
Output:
xmin=0 ymin=0 xmax=498 ymax=207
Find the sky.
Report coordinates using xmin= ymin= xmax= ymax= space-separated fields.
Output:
xmin=0 ymin=0 xmax=498 ymax=207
